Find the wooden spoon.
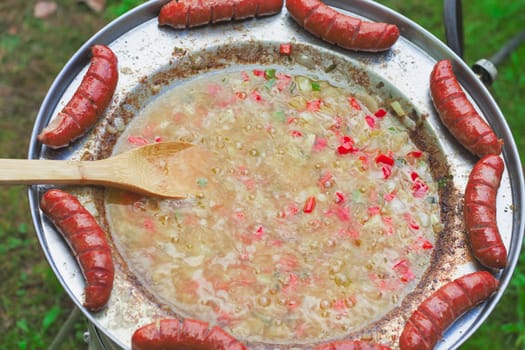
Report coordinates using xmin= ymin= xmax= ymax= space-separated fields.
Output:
xmin=0 ymin=142 xmax=211 ymax=198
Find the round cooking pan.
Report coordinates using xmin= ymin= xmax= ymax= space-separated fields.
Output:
xmin=28 ymin=0 xmax=524 ymax=349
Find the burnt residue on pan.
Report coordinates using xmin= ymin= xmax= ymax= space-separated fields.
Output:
xmin=76 ymin=41 xmax=465 ymax=348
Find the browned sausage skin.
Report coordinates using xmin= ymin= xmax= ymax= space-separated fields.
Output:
xmin=286 ymin=0 xmax=400 ymax=52
xmin=430 ymin=60 xmax=502 ymax=158
xmin=399 ymin=271 xmax=498 ymax=350
xmin=131 ymin=318 xmax=247 ymax=350
xmin=37 ymin=45 xmax=118 ymax=149
xmin=158 ymin=0 xmax=284 ymax=29
xmin=40 ymin=189 xmax=114 ymax=312
xmin=313 ymin=340 xmax=392 ymax=350
xmin=464 ymin=155 xmax=507 ymax=269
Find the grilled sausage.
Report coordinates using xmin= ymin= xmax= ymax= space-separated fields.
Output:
xmin=464 ymin=155 xmax=507 ymax=269
xmin=313 ymin=340 xmax=392 ymax=350
xmin=38 ymin=44 xmax=118 ymax=149
xmin=131 ymin=318 xmax=247 ymax=350
xmin=286 ymin=0 xmax=400 ymax=52
xmin=40 ymin=189 xmax=114 ymax=312
xmin=399 ymin=271 xmax=498 ymax=350
xmin=158 ymin=0 xmax=284 ymax=29
xmin=430 ymin=60 xmax=502 ymax=158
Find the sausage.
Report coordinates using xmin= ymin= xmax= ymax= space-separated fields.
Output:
xmin=399 ymin=271 xmax=498 ymax=350
xmin=430 ymin=60 xmax=503 ymax=158
xmin=37 ymin=45 xmax=118 ymax=149
xmin=131 ymin=318 xmax=247 ymax=350
xmin=40 ymin=189 xmax=114 ymax=312
xmin=464 ymin=155 xmax=507 ymax=269
xmin=158 ymin=0 xmax=284 ymax=29
xmin=286 ymin=0 xmax=400 ymax=52
xmin=313 ymin=340 xmax=392 ymax=350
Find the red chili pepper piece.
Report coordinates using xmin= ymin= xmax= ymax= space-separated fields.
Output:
xmin=235 ymin=91 xmax=247 ymax=99
xmin=337 ymin=136 xmax=357 ymax=155
xmin=365 ymin=115 xmax=376 ymax=128
xmin=368 ymin=206 xmax=381 ymax=216
xmin=348 ymin=96 xmax=361 ymax=110
xmin=313 ymin=136 xmax=327 ymax=151
xmin=303 ymin=196 xmax=316 ymax=213
xmin=279 ymin=43 xmax=292 ymax=55
xmin=327 ymin=205 xmax=350 ymax=222
xmin=359 ymin=155 xmax=369 ymax=170
xmin=393 ymin=259 xmax=415 ymax=282
xmin=381 ymin=166 xmax=392 ymax=179
xmin=412 ymin=178 xmax=429 ymax=198
xmin=127 ymin=135 xmax=149 ymax=146
xmin=375 ymin=154 xmax=395 ymax=166
xmin=306 ymin=99 xmax=322 ymax=112
xmin=255 ymin=226 xmax=264 ymax=240
xmin=407 ymin=150 xmax=423 ymax=158
xmin=405 ymin=215 xmax=420 ymax=230
xmin=335 ymin=191 xmax=345 ymax=204
xmin=289 ymin=130 xmax=303 ymax=138
xmin=319 ymin=172 xmax=334 ymax=189
xmin=374 ymin=108 xmax=387 ymax=118
xmin=276 ymin=73 xmax=292 ymax=91
xmin=253 ymin=69 xmax=264 ymax=77
xmin=376 ymin=154 xmax=395 ymax=179
xmin=287 ymin=203 xmax=299 ymax=217
xmin=251 ymin=90 xmax=263 ymax=103
xmin=384 ymin=191 xmax=396 ymax=202
xmin=422 ymin=240 xmax=434 ymax=250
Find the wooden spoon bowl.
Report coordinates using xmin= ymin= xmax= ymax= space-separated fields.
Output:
xmin=0 ymin=142 xmax=208 ymax=198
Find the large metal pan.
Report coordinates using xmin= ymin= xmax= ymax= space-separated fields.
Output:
xmin=28 ymin=0 xmax=524 ymax=349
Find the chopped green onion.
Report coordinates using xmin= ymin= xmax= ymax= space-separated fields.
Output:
xmin=274 ymin=110 xmax=286 ymax=122
xmin=264 ymin=68 xmax=276 ymax=80
xmin=390 ymin=101 xmax=406 ymax=117
xmin=438 ymin=175 xmax=452 ymax=189
xmin=311 ymin=82 xmax=321 ymax=91
xmin=352 ymin=190 xmax=361 ymax=202
xmin=296 ymin=76 xmax=312 ymax=92
xmin=288 ymin=81 xmax=297 ymax=94
xmin=426 ymin=196 xmax=438 ymax=204
xmin=324 ymin=63 xmax=337 ymax=73
xmin=196 ymin=177 xmax=208 ymax=187
xmin=264 ymin=78 xmax=276 ymax=89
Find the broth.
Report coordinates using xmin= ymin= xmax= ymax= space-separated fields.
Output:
xmin=105 ymin=69 xmax=440 ymax=343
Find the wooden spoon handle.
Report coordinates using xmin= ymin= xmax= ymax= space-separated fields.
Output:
xmin=0 ymin=159 xmax=112 ymax=186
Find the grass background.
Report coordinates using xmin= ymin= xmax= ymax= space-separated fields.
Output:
xmin=0 ymin=0 xmax=523 ymax=349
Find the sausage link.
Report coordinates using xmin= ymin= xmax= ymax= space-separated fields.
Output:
xmin=430 ymin=60 xmax=502 ymax=157
xmin=399 ymin=271 xmax=498 ymax=350
xmin=313 ymin=340 xmax=392 ymax=350
xmin=131 ymin=318 xmax=247 ymax=350
xmin=464 ymin=155 xmax=507 ymax=269
xmin=38 ymin=45 xmax=118 ymax=149
xmin=131 ymin=319 xmax=180 ymax=350
xmin=40 ymin=189 xmax=114 ymax=312
xmin=286 ymin=0 xmax=400 ymax=52
xmin=158 ymin=0 xmax=284 ymax=29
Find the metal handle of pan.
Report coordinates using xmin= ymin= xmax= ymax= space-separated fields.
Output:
xmin=443 ymin=0 xmax=525 ymax=86
xmin=471 ymin=30 xmax=525 ymax=86
xmin=443 ymin=0 xmax=464 ymax=58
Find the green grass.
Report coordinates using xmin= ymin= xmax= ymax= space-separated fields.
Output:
xmin=0 ymin=0 xmax=524 ymax=349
